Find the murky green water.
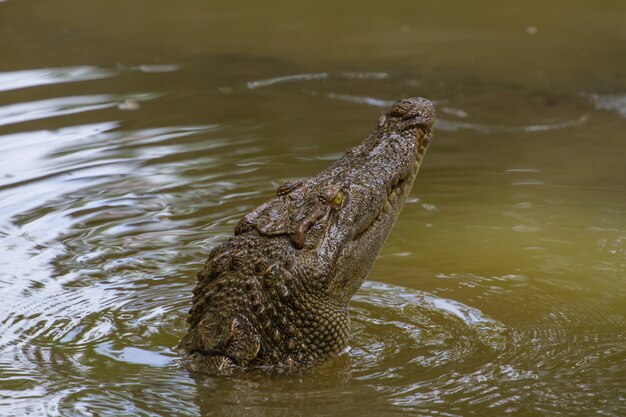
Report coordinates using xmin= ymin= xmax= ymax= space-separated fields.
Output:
xmin=1 ymin=1 xmax=625 ymax=416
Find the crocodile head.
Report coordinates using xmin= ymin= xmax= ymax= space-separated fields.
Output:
xmin=238 ymin=97 xmax=436 ymax=305
xmin=182 ymin=97 xmax=435 ymax=371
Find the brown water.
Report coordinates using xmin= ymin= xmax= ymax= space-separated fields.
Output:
xmin=1 ymin=1 xmax=625 ymax=416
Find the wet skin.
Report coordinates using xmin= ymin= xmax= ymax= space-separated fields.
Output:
xmin=178 ymin=97 xmax=436 ymax=373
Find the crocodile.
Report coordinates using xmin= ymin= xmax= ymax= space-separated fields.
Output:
xmin=178 ymin=97 xmax=436 ymax=372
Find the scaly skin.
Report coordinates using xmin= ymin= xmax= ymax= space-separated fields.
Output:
xmin=178 ymin=97 xmax=436 ymax=373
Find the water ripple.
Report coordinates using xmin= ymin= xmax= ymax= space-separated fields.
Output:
xmin=246 ymin=72 xmax=389 ymax=89
xmin=0 ymin=62 xmax=624 ymax=416
xmin=0 ymin=64 xmax=179 ymax=93
xmin=342 ymin=278 xmax=624 ymax=415
xmin=0 ymin=66 xmax=116 ymax=93
xmin=585 ymin=93 xmax=626 ymax=118
xmin=305 ymin=90 xmax=397 ymax=107
xmin=351 ymin=282 xmax=508 ymax=375
xmin=437 ymin=115 xmax=589 ymax=133
xmin=0 ymin=93 xmax=162 ymax=127
xmin=300 ymin=89 xmax=589 ymax=134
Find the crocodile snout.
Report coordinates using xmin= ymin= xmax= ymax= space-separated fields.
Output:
xmin=388 ymin=97 xmax=436 ymax=130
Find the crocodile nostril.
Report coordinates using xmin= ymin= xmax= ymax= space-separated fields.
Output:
xmin=387 ymin=97 xmax=436 ymax=128
xmin=388 ymin=100 xmax=413 ymax=117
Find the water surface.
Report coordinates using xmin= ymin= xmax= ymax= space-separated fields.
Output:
xmin=0 ymin=1 xmax=625 ymax=416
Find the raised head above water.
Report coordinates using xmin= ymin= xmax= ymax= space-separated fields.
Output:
xmin=179 ymin=97 xmax=435 ymax=372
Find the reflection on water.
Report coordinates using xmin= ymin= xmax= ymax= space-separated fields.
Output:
xmin=586 ymin=93 xmax=626 ymax=119
xmin=1 ymin=1 xmax=625 ymax=416
xmin=246 ymin=72 xmax=389 ymax=89
xmin=0 ymin=65 xmax=179 ymax=93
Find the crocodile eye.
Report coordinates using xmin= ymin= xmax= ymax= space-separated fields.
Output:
xmin=331 ymin=192 xmax=343 ymax=206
